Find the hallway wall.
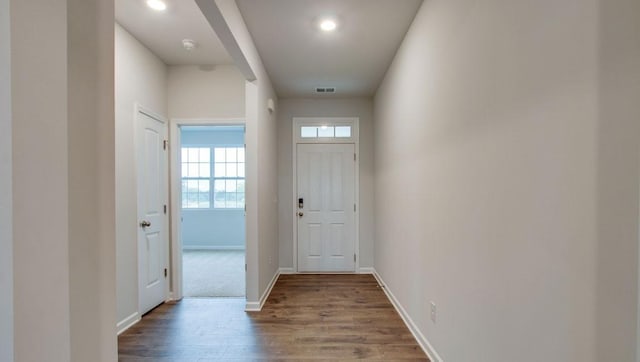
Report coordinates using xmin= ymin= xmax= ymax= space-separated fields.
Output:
xmin=10 ymin=0 xmax=117 ymax=360
xmin=373 ymin=0 xmax=640 ymax=361
xmin=0 ymin=0 xmax=12 ymax=359
xmin=10 ymin=1 xmax=71 ymax=361
xmin=115 ymin=22 xmax=168 ymax=326
xmin=594 ymin=0 xmax=640 ymax=359
xmin=68 ymin=0 xmax=117 ymax=359
xmin=168 ymin=64 xmax=245 ymax=119
xmin=11 ymin=1 xmax=72 ymax=359
xmin=276 ymin=98 xmax=375 ymax=270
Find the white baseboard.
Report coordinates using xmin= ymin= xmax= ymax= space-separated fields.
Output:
xmin=279 ymin=267 xmax=295 ymax=274
xmin=358 ymin=267 xmax=375 ymax=274
xmin=182 ymin=245 xmax=245 ymax=251
xmin=372 ymin=269 xmax=443 ymax=362
xmin=117 ymin=312 xmax=141 ymax=335
xmin=245 ymin=301 xmax=261 ymax=311
xmin=167 ymin=291 xmax=183 ymax=303
xmin=245 ymin=269 xmax=280 ymax=312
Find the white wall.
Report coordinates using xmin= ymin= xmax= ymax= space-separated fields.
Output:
xmin=255 ymin=79 xmax=279 ymax=302
xmin=182 ymin=210 xmax=245 ymax=248
xmin=11 ymin=1 xmax=71 ymax=359
xmin=277 ymin=98 xmax=374 ymax=270
xmin=168 ymin=64 xmax=245 ymax=119
xmin=595 ymin=0 xmax=640 ymax=360
xmin=68 ymin=0 xmax=117 ymax=360
xmin=115 ymin=22 xmax=168 ymax=325
xmin=374 ymin=0 xmax=639 ymax=361
xmin=211 ymin=0 xmax=279 ymax=306
xmin=0 ymin=0 xmax=12 ymax=360
xmin=11 ymin=0 xmax=117 ymax=360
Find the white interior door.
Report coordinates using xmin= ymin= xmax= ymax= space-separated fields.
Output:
xmin=297 ymin=143 xmax=355 ymax=272
xmin=136 ymin=109 xmax=168 ymax=315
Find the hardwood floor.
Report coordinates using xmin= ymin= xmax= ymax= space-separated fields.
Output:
xmin=118 ymin=274 xmax=429 ymax=361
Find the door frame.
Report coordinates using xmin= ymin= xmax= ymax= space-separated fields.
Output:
xmin=134 ymin=103 xmax=170 ymax=312
xmin=169 ymin=118 xmax=245 ymax=300
xmin=292 ymin=117 xmax=360 ymax=273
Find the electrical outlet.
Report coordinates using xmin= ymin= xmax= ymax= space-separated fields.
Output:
xmin=430 ymin=301 xmax=437 ymax=323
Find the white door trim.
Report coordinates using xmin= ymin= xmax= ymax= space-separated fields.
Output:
xmin=292 ymin=117 xmax=360 ymax=272
xmin=134 ymin=103 xmax=170 ymax=313
xmin=168 ymin=118 xmax=245 ymax=301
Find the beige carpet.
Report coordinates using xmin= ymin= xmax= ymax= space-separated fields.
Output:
xmin=182 ymin=250 xmax=245 ymax=297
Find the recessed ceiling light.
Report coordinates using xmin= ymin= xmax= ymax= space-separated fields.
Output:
xmin=146 ymin=0 xmax=167 ymax=11
xmin=182 ymin=39 xmax=197 ymax=51
xmin=320 ymin=19 xmax=337 ymax=32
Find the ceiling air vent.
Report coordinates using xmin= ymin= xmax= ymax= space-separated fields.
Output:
xmin=315 ymin=87 xmax=336 ymax=94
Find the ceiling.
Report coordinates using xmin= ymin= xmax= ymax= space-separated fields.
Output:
xmin=115 ymin=0 xmax=423 ymax=98
xmin=115 ymin=0 xmax=233 ymax=65
xmin=236 ymin=0 xmax=423 ymax=98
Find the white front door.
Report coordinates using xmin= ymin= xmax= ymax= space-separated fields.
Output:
xmin=297 ymin=143 xmax=356 ymax=272
xmin=136 ymin=109 xmax=168 ymax=315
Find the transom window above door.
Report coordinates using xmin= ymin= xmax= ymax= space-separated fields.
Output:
xmin=181 ymin=146 xmax=245 ymax=209
xmin=294 ymin=117 xmax=358 ymax=143
xmin=300 ymin=125 xmax=352 ymax=139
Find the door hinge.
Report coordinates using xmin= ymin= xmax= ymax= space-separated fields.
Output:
xmin=354 ymin=204 xmax=356 ymax=212
xmin=245 ymin=264 xmax=247 ymax=272
xmin=164 ymin=268 xmax=168 ymax=278
xmin=354 ymin=153 xmax=356 ymax=161
xmin=163 ymin=140 xmax=168 ymax=150
xmin=354 ymin=254 xmax=356 ymax=263
xmin=163 ymin=204 xmax=167 ymax=214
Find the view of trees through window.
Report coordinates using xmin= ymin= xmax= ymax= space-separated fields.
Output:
xmin=181 ymin=146 xmax=245 ymax=209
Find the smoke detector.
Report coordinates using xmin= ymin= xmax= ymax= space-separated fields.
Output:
xmin=182 ymin=39 xmax=197 ymax=51
xmin=315 ymin=87 xmax=336 ymax=94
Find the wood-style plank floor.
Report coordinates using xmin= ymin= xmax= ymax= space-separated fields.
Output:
xmin=118 ymin=274 xmax=429 ymax=361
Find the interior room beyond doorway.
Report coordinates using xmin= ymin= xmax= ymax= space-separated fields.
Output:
xmin=180 ymin=125 xmax=246 ymax=298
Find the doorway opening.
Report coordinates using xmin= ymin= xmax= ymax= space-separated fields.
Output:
xmin=173 ymin=123 xmax=246 ymax=298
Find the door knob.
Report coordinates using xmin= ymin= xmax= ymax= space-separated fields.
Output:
xmin=140 ymin=220 xmax=151 ymax=228
xmin=298 ymin=212 xmax=304 ymax=217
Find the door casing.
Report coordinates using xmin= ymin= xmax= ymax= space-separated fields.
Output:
xmin=292 ymin=117 xmax=360 ymax=273
xmin=169 ymin=118 xmax=246 ymax=301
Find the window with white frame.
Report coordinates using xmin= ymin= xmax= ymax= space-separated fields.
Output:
xmin=181 ymin=147 xmax=211 ymax=208
xmin=181 ymin=146 xmax=245 ymax=209
xmin=213 ymin=147 xmax=245 ymax=208
xmin=294 ymin=118 xmax=357 ymax=143
xmin=300 ymin=125 xmax=352 ymax=139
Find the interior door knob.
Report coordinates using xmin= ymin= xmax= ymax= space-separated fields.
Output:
xmin=140 ymin=220 xmax=151 ymax=228
xmin=298 ymin=212 xmax=304 ymax=217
